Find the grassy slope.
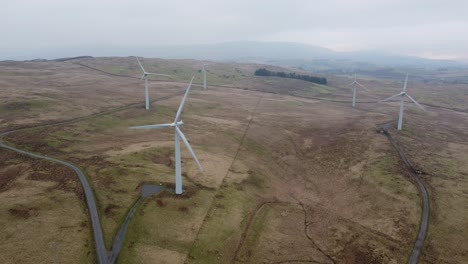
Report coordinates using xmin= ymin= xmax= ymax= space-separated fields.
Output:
xmin=1 ymin=57 xmax=467 ymax=263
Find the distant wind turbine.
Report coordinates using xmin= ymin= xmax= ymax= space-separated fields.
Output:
xmin=130 ymin=76 xmax=204 ymax=195
xmin=380 ymin=74 xmax=425 ymax=130
xmin=136 ymin=57 xmax=171 ymax=110
xmin=202 ymin=63 xmax=213 ymax=90
xmin=349 ymin=74 xmax=368 ymax=107
xmin=203 ymin=65 xmax=207 ymax=89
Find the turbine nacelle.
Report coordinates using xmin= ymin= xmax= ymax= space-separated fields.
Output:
xmin=173 ymin=121 xmax=184 ymax=127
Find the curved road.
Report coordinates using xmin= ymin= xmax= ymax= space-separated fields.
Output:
xmin=0 ymin=62 xmax=439 ymax=263
xmin=0 ymin=142 xmax=110 ymax=264
xmin=69 ymin=61 xmax=437 ymax=263
xmin=0 ymin=89 xmax=186 ymax=263
xmin=378 ymin=122 xmax=429 ymax=264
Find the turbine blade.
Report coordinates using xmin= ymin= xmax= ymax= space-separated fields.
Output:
xmin=175 ymin=126 xmax=204 ymax=172
xmin=174 ymin=76 xmax=195 ymax=122
xmin=380 ymin=93 xmax=402 ymax=102
xmin=140 ymin=74 xmax=145 ymax=80
xmin=356 ymin=81 xmax=369 ymax=92
xmin=136 ymin=57 xmax=146 ymax=73
xmin=405 ymin=94 xmax=425 ymax=110
xmin=129 ymin=123 xmax=173 ymax=129
xmin=403 ymin=74 xmax=409 ymax=92
xmin=146 ymin=73 xmax=173 ymax=78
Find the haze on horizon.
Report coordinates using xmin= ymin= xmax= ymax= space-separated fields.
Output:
xmin=1 ymin=0 xmax=467 ymax=61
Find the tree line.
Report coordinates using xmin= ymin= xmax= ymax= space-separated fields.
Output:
xmin=254 ymin=68 xmax=327 ymax=85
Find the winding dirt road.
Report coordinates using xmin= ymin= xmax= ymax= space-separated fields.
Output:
xmin=0 ymin=142 xmax=110 ymax=264
xmin=1 ymin=61 xmax=447 ymax=263
xmin=0 ymin=89 xmax=185 ymax=263
xmin=378 ymin=122 xmax=429 ymax=264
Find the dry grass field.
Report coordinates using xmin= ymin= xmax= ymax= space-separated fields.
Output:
xmin=0 ymin=151 xmax=93 ymax=263
xmin=0 ymin=57 xmax=467 ymax=263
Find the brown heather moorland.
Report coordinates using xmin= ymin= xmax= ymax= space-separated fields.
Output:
xmin=0 ymin=57 xmax=467 ymax=263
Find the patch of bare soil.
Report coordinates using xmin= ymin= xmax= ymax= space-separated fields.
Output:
xmin=0 ymin=150 xmax=27 ymax=193
xmin=341 ymin=243 xmax=385 ymax=264
xmin=157 ymin=183 xmax=201 ymax=199
xmin=178 ymin=206 xmax=189 ymax=213
xmin=4 ymin=101 xmax=32 ymax=111
xmin=4 ymin=128 xmax=67 ymax=156
xmin=28 ymin=159 xmax=83 ymax=196
xmin=68 ymin=155 xmax=118 ymax=190
xmin=104 ymin=204 xmax=120 ymax=217
xmin=182 ymin=172 xmax=216 ymax=191
xmin=8 ymin=205 xmax=39 ymax=219
xmin=77 ymin=155 xmax=115 ymax=168
xmin=156 ymin=199 xmax=166 ymax=207
xmin=152 ymin=147 xmax=173 ymax=167
xmin=0 ymin=165 xmax=24 ymax=192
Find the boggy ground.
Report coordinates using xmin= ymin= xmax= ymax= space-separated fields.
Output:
xmin=0 ymin=59 xmax=192 ymax=132
xmin=5 ymin=86 xmax=420 ymax=264
xmin=385 ymin=106 xmax=468 ymax=263
xmin=1 ymin=58 xmax=467 ymax=264
xmin=0 ymin=151 xmax=93 ymax=263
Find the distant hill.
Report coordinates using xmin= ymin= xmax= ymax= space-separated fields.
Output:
xmin=4 ymin=41 xmax=467 ymax=74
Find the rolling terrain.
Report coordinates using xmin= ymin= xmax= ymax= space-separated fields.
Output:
xmin=0 ymin=57 xmax=467 ymax=263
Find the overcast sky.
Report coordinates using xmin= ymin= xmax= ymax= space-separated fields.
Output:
xmin=1 ymin=0 xmax=467 ymax=60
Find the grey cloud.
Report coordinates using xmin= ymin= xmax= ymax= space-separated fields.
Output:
xmin=1 ymin=0 xmax=467 ymax=60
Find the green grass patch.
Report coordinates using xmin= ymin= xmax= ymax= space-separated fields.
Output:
xmin=289 ymin=83 xmax=337 ymax=98
xmin=188 ymin=185 xmax=256 ymax=264
xmin=243 ymin=137 xmax=271 ymax=160
xmin=417 ymin=88 xmax=467 ymax=110
xmin=366 ymin=156 xmax=419 ymax=203
xmin=240 ymin=170 xmax=265 ymax=189
xmin=236 ymin=204 xmax=271 ymax=262
xmin=0 ymin=71 xmax=54 ymax=77
xmin=309 ymin=83 xmax=336 ymax=94
xmin=186 ymin=102 xmax=222 ymax=115
xmin=118 ymin=189 xmax=214 ymax=263
xmin=0 ymin=99 xmax=55 ymax=114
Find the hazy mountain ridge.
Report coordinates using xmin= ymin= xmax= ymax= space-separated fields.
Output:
xmin=4 ymin=41 xmax=466 ymax=69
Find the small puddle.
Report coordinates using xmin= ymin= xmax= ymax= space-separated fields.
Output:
xmin=109 ymin=184 xmax=165 ymax=263
xmin=141 ymin=184 xmax=164 ymax=198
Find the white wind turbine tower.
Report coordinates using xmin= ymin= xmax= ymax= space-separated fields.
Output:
xmin=130 ymin=76 xmax=204 ymax=195
xmin=202 ymin=63 xmax=214 ymax=90
xmin=380 ymin=74 xmax=424 ymax=130
xmin=136 ymin=57 xmax=171 ymax=110
xmin=349 ymin=74 xmax=368 ymax=107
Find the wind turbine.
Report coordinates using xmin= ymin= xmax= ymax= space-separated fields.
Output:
xmin=202 ymin=64 xmax=207 ymax=89
xmin=380 ymin=74 xmax=424 ymax=130
xmin=348 ymin=74 xmax=368 ymax=107
xmin=136 ymin=56 xmax=171 ymax=110
xmin=130 ymin=76 xmax=204 ymax=195
xmin=201 ymin=63 xmax=213 ymax=89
